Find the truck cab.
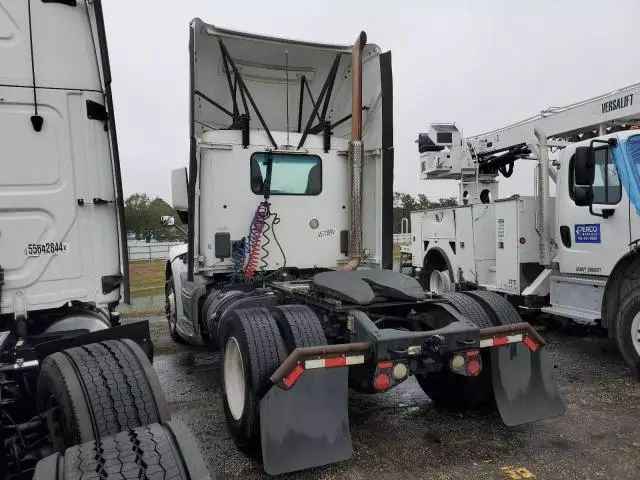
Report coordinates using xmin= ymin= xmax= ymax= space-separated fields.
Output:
xmin=166 ymin=19 xmax=394 ymax=345
xmin=0 ymin=0 xmax=127 ymax=331
xmin=555 ymin=131 xmax=638 ymax=277
xmin=544 ymin=130 xmax=640 ymax=376
xmin=163 ymin=21 xmax=563 ymax=476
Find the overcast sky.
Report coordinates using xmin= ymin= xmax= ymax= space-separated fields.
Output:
xmin=103 ymin=0 xmax=640 ymax=202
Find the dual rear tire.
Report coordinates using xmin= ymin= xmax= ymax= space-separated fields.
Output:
xmin=219 ymin=305 xmax=325 ymax=452
xmin=416 ymin=291 xmax=522 ymax=409
xmin=35 ymin=339 xmax=211 ymax=479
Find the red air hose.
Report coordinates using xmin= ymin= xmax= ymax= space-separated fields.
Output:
xmin=243 ymin=202 xmax=269 ymax=279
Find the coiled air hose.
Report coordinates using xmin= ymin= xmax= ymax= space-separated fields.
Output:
xmin=243 ymin=202 xmax=270 ymax=279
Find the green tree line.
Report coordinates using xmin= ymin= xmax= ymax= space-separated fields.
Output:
xmin=124 ymin=193 xmax=185 ymax=242
xmin=393 ymin=193 xmax=457 ymax=233
xmin=124 ymin=192 xmax=456 ymax=239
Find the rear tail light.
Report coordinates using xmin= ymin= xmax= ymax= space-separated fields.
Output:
xmin=374 ymin=372 xmax=391 ymax=392
xmin=466 ymin=358 xmax=481 ymax=376
xmin=450 ymin=350 xmax=482 ymax=377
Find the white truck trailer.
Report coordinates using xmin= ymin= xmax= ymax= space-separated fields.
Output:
xmin=409 ymin=83 xmax=640 ymax=378
xmin=0 ymin=1 xmax=209 ymax=478
xmin=164 ymin=19 xmax=564 ymax=476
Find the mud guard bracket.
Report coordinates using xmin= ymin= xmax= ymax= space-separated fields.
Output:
xmin=492 ymin=342 xmax=565 ymax=426
xmin=260 ymin=367 xmax=352 ymax=476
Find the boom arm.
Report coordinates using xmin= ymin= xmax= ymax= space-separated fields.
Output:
xmin=420 ymin=83 xmax=640 ymax=179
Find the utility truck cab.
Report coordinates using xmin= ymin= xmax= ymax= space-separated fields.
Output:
xmin=546 ymin=130 xmax=640 ymax=374
xmin=555 ymin=131 xmax=635 ymax=278
xmin=166 ymin=19 xmax=563 ymax=476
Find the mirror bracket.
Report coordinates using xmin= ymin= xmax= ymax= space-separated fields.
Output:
xmin=589 ymin=205 xmax=614 ymax=219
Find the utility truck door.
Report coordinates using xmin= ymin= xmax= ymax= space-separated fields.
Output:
xmin=557 ymin=146 xmax=630 ymax=276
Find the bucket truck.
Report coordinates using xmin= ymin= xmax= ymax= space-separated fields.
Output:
xmin=409 ymin=82 xmax=640 ymax=378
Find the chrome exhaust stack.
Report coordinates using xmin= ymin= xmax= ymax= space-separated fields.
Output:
xmin=343 ymin=31 xmax=367 ymax=271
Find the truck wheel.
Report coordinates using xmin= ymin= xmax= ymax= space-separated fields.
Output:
xmin=34 ymin=421 xmax=211 ymax=480
xmin=416 ymin=292 xmax=495 ymax=409
xmin=441 ymin=292 xmax=493 ymax=328
xmin=614 ymin=287 xmax=640 ymax=378
xmin=464 ymin=290 xmax=522 ymax=325
xmin=166 ymin=276 xmax=186 ymax=343
xmin=36 ymin=339 xmax=170 ymax=451
xmin=271 ymin=305 xmax=327 ymax=350
xmin=219 ymin=308 xmax=286 ymax=452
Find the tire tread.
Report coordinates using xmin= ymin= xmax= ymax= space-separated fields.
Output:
xmin=441 ymin=293 xmax=493 ymax=328
xmin=464 ymin=290 xmax=522 ymax=326
xmin=35 ymin=421 xmax=211 ymax=480
xmin=272 ymin=305 xmax=327 ymax=350
xmin=38 ymin=339 xmax=169 ymax=448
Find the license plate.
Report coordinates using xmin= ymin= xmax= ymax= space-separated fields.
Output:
xmin=24 ymin=242 xmax=70 ymax=257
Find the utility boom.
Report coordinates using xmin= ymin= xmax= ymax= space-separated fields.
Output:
xmin=420 ymin=82 xmax=640 ymax=182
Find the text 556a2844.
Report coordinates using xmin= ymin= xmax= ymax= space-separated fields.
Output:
xmin=25 ymin=242 xmax=69 ymax=257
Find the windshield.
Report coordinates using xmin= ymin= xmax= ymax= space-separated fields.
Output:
xmin=250 ymin=153 xmax=322 ymax=196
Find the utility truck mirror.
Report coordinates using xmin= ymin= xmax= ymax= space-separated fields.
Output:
xmin=574 ymin=147 xmax=595 ymax=186
xmin=160 ymin=216 xmax=175 ymax=227
xmin=573 ymin=185 xmax=594 ymax=207
xmin=171 ymin=167 xmax=189 ymax=223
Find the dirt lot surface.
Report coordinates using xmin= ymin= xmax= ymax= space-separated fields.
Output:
xmin=133 ymin=316 xmax=640 ymax=480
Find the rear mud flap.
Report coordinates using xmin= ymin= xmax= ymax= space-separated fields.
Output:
xmin=259 ymin=368 xmax=352 ymax=476
xmin=492 ymin=342 xmax=565 ymax=426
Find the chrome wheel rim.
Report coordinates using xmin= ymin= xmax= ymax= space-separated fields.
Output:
xmin=224 ymin=337 xmax=246 ymax=421
xmin=166 ymin=288 xmax=177 ymax=331
xmin=632 ymin=312 xmax=640 ymax=357
xmin=429 ymin=270 xmax=452 ymax=294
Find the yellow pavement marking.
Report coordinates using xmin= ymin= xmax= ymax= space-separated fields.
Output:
xmin=500 ymin=466 xmax=536 ymax=479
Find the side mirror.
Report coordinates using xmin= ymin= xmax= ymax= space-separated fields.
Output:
xmin=573 ymin=185 xmax=594 ymax=207
xmin=171 ymin=167 xmax=189 ymax=224
xmin=160 ymin=215 xmax=175 ymax=226
xmin=574 ymin=147 xmax=595 ymax=185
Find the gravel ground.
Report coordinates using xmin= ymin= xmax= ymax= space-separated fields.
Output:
xmin=134 ymin=316 xmax=640 ymax=480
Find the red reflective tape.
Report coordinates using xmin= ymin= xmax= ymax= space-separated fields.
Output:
xmin=283 ymin=364 xmax=304 ymax=388
xmin=377 ymin=361 xmax=393 ymax=369
xmin=493 ymin=337 xmax=509 ymax=346
xmin=325 ymin=357 xmax=347 ymax=368
xmin=465 ymin=349 xmax=480 ymax=357
xmin=523 ymin=335 xmax=538 ymax=352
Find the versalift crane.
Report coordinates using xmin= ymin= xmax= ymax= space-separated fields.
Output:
xmin=409 ymin=82 xmax=640 ymax=378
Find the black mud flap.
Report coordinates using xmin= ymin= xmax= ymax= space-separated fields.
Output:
xmin=259 ymin=367 xmax=352 ymax=476
xmin=492 ymin=342 xmax=565 ymax=426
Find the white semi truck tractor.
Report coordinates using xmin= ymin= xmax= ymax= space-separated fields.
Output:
xmin=0 ymin=1 xmax=209 ymax=478
xmin=165 ymin=19 xmax=565 ymax=476
xmin=409 ymin=83 xmax=640 ymax=378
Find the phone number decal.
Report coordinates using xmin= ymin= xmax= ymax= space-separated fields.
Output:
xmin=25 ymin=242 xmax=69 ymax=257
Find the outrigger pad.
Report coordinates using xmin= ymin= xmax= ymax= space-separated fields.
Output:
xmin=312 ymin=270 xmax=426 ymax=305
xmin=492 ymin=342 xmax=565 ymax=426
xmin=260 ymin=368 xmax=352 ymax=475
